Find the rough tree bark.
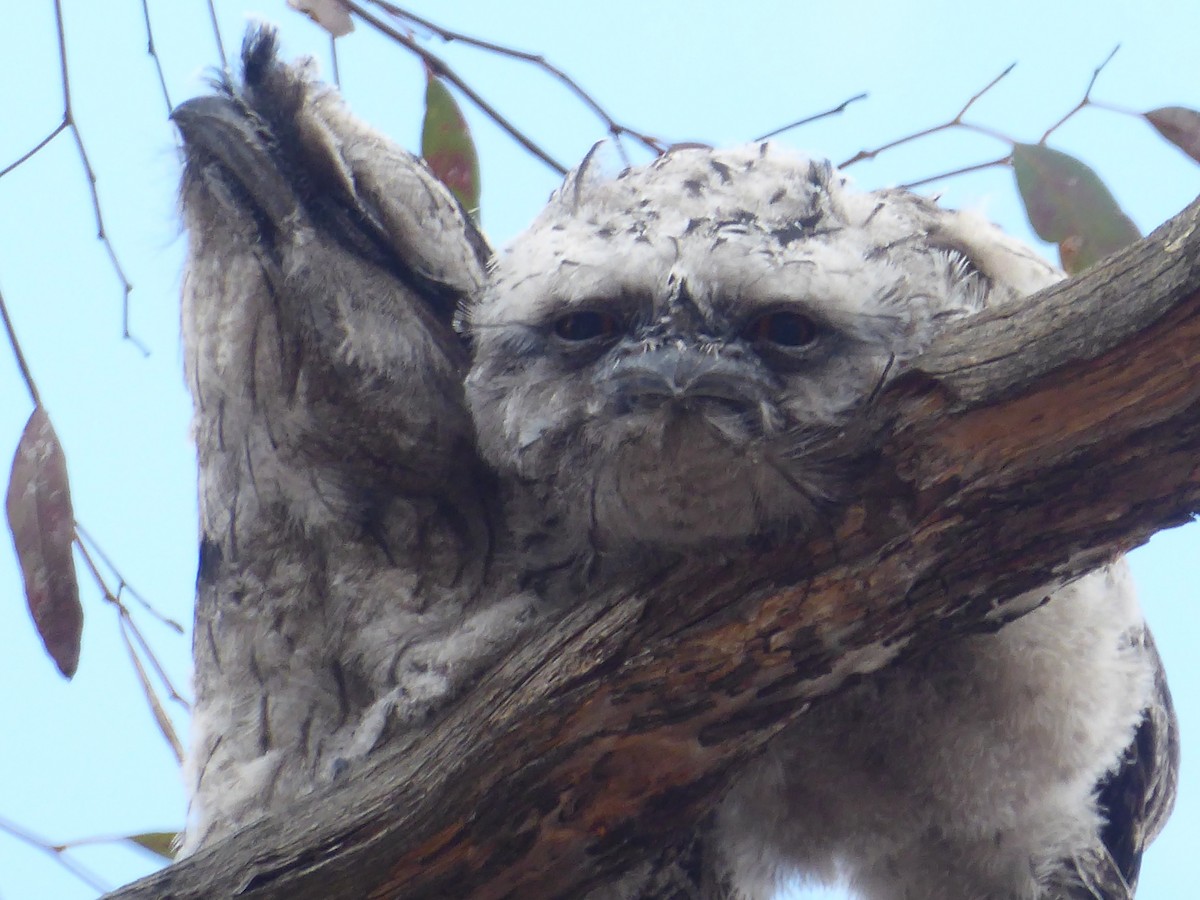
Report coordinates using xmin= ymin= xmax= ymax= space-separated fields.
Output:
xmin=105 ymin=193 xmax=1200 ymax=900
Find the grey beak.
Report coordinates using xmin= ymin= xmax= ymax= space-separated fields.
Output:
xmin=604 ymin=345 xmax=772 ymax=410
xmin=172 ymin=96 xmax=300 ymax=228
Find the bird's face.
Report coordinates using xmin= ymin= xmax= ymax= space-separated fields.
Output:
xmin=467 ymin=145 xmax=1050 ymax=551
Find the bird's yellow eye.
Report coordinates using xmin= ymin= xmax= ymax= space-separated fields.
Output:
xmin=553 ymin=310 xmax=620 ymax=342
xmin=744 ymin=311 xmax=818 ymax=348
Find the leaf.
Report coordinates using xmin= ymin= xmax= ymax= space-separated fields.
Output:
xmin=1145 ymin=106 xmax=1200 ymax=165
xmin=421 ymin=71 xmax=482 ymax=217
xmin=6 ymin=406 xmax=82 ymax=678
xmin=124 ymin=831 xmax=179 ymax=861
xmin=286 ymin=0 xmax=353 ymax=37
xmin=1011 ymin=143 xmax=1141 ymax=274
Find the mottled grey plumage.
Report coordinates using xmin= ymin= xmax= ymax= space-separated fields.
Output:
xmin=174 ymin=30 xmax=1176 ymax=900
xmin=174 ymin=31 xmax=537 ymax=852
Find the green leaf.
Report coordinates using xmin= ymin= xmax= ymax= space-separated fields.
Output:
xmin=1011 ymin=143 xmax=1140 ymax=274
xmin=6 ymin=406 xmax=82 ymax=679
xmin=1145 ymin=106 xmax=1200 ymax=165
xmin=124 ymin=831 xmax=179 ymax=860
xmin=421 ymin=71 xmax=481 ymax=218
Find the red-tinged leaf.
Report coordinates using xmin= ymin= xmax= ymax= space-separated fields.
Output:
xmin=421 ymin=72 xmax=481 ymax=218
xmin=1145 ymin=106 xmax=1200 ymax=165
xmin=286 ymin=0 xmax=353 ymax=37
xmin=1012 ymin=143 xmax=1141 ymax=274
xmin=124 ymin=831 xmax=179 ymax=860
xmin=6 ymin=406 xmax=82 ymax=678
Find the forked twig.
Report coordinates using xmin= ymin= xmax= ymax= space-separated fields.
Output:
xmin=840 ymin=63 xmax=1017 ymax=169
xmin=74 ymin=522 xmax=185 ymax=634
xmin=74 ymin=537 xmax=189 ymax=761
xmin=343 ymin=1 xmax=568 ymax=173
xmin=369 ymin=1 xmax=666 ymax=155
xmin=0 ymin=815 xmax=110 ymax=894
xmin=1038 ymin=45 xmax=1120 ymax=143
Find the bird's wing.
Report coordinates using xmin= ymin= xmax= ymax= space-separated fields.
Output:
xmin=1096 ymin=628 xmax=1180 ymax=892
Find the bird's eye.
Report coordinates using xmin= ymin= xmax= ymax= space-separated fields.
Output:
xmin=552 ymin=310 xmax=620 ymax=342
xmin=744 ymin=311 xmax=819 ymax=348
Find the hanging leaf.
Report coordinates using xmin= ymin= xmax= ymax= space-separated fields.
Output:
xmin=6 ymin=406 xmax=82 ymax=678
xmin=124 ymin=831 xmax=179 ymax=861
xmin=1011 ymin=143 xmax=1141 ymax=274
xmin=286 ymin=0 xmax=354 ymax=37
xmin=421 ymin=71 xmax=482 ymax=218
xmin=1145 ymin=106 xmax=1200 ymax=165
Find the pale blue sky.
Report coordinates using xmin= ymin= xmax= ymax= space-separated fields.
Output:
xmin=0 ymin=2 xmax=1197 ymax=898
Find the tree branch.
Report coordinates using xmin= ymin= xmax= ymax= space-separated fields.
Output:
xmin=105 ymin=193 xmax=1200 ymax=899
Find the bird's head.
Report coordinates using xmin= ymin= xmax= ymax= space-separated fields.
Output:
xmin=466 ymin=144 xmax=1059 ymax=551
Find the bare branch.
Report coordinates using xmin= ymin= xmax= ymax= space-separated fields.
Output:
xmin=74 ymin=522 xmax=185 ymax=634
xmin=900 ymin=154 xmax=1013 ymax=190
xmin=341 ymin=1 xmax=568 ymax=173
xmin=0 ymin=814 xmax=110 ymax=894
xmin=0 ymin=284 xmax=41 ymax=408
xmin=368 ymin=1 xmax=667 ymax=155
xmin=73 ymin=535 xmax=190 ymax=758
xmin=840 ymin=63 xmax=1017 ymax=168
xmin=1039 ymin=45 xmax=1120 ymax=143
xmin=206 ymin=0 xmax=228 ymax=71
xmin=0 ymin=122 xmax=68 ymax=180
xmin=139 ymin=0 xmax=174 ymax=112
xmin=50 ymin=0 xmax=145 ymax=353
xmin=119 ymin=607 xmax=191 ymax=711
xmin=754 ymin=92 xmax=868 ymax=142
xmin=118 ymin=616 xmax=186 ymax=762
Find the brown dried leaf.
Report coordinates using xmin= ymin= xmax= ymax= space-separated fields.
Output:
xmin=1011 ymin=143 xmax=1141 ymax=274
xmin=6 ymin=406 xmax=82 ymax=678
xmin=286 ymin=0 xmax=354 ymax=38
xmin=1145 ymin=106 xmax=1200 ymax=164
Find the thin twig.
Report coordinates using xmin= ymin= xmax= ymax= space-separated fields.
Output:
xmin=0 ymin=285 xmax=41 ymax=407
xmin=330 ymin=33 xmax=341 ymax=87
xmin=43 ymin=829 xmax=178 ymax=856
xmin=74 ymin=537 xmax=190 ymax=757
xmin=118 ymin=616 xmax=186 ymax=762
xmin=343 ymin=1 xmax=568 ymax=173
xmin=1039 ymin=45 xmax=1120 ymax=143
xmin=754 ymin=92 xmax=868 ymax=142
xmin=74 ymin=522 xmax=185 ymax=633
xmin=139 ymin=0 xmax=173 ymax=112
xmin=368 ymin=1 xmax=666 ymax=155
xmin=0 ymin=815 xmax=110 ymax=894
xmin=1088 ymin=99 xmax=1145 ymax=118
xmin=840 ymin=63 xmax=1017 ymax=168
xmin=52 ymin=0 xmax=147 ymax=354
xmin=120 ymin=609 xmax=191 ymax=710
xmin=206 ymin=0 xmax=228 ymax=71
xmin=900 ymin=154 xmax=1013 ymax=190
xmin=0 ymin=122 xmax=68 ymax=180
